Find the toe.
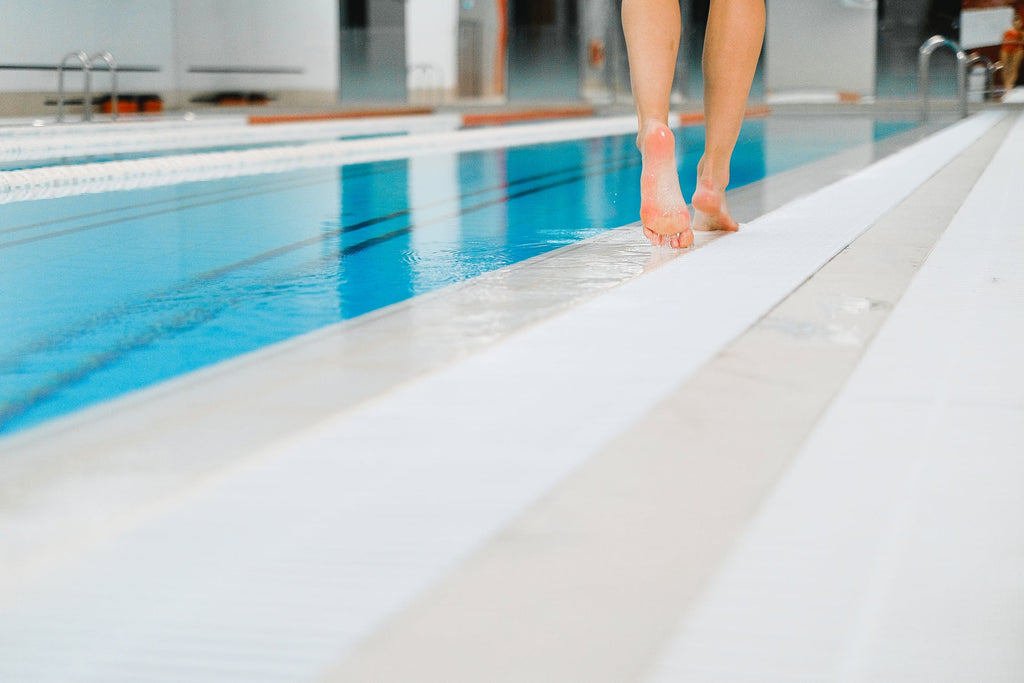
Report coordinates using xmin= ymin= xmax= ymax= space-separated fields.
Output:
xmin=643 ymin=227 xmax=661 ymax=246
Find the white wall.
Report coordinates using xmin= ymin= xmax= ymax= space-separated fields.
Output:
xmin=0 ymin=0 xmax=176 ymax=93
xmin=765 ymin=0 xmax=877 ymax=97
xmin=0 ymin=0 xmax=338 ymax=111
xmin=961 ymin=7 xmax=1016 ymax=50
xmin=406 ymin=0 xmax=459 ymax=92
xmin=174 ymin=0 xmax=338 ymax=93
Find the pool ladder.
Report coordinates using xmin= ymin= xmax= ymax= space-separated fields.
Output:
xmin=917 ymin=35 xmax=1004 ymax=120
xmin=919 ymin=36 xmax=968 ymax=120
xmin=965 ymin=53 xmax=1001 ymax=102
xmin=57 ymin=50 xmax=119 ymax=123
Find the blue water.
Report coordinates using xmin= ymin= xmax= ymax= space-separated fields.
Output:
xmin=0 ymin=118 xmax=917 ymax=435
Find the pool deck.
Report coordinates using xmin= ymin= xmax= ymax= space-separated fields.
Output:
xmin=1 ymin=104 xmax=1022 ymax=681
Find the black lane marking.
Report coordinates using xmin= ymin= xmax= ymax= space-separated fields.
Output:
xmin=0 ymin=142 xmax=461 ymax=238
xmin=332 ymin=158 xmax=641 ymax=259
xmin=1 ymin=150 xmax=637 ymax=369
xmin=0 ymin=165 xmax=394 ymax=250
xmin=0 ymin=304 xmax=224 ymax=431
xmin=0 ymin=137 xmax=634 ymax=246
xmin=0 ymin=155 xmax=641 ymax=431
xmin=0 ymin=166 xmax=347 ymax=238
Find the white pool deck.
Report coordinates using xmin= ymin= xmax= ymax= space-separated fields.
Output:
xmin=0 ymin=105 xmax=1022 ymax=681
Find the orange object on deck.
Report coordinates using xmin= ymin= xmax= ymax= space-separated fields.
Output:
xmin=678 ymin=105 xmax=771 ymax=127
xmin=249 ymin=107 xmax=434 ymax=125
xmin=462 ymin=106 xmax=596 ymax=127
xmin=101 ymin=99 xmax=138 ymax=114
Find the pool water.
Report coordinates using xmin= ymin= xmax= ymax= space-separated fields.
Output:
xmin=0 ymin=118 xmax=917 ymax=435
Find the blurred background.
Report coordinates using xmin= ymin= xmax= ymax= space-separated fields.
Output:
xmin=0 ymin=1 xmax=1017 ymax=115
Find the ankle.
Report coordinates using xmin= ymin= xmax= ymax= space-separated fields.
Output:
xmin=637 ymin=118 xmax=671 ymax=152
xmin=696 ymin=157 xmax=729 ymax=192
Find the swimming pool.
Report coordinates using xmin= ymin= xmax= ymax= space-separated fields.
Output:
xmin=0 ymin=116 xmax=917 ymax=436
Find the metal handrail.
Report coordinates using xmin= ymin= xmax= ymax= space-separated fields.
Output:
xmin=90 ymin=51 xmax=119 ymax=121
xmin=919 ymin=35 xmax=968 ymax=120
xmin=57 ymin=51 xmax=91 ymax=122
xmin=965 ymin=53 xmax=1000 ymax=102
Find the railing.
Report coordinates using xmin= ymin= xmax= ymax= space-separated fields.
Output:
xmin=56 ymin=50 xmax=122 ymax=122
xmin=57 ymin=51 xmax=91 ymax=122
xmin=90 ymin=51 xmax=119 ymax=121
xmin=919 ymin=35 xmax=968 ymax=120
xmin=965 ymin=53 xmax=1002 ymax=103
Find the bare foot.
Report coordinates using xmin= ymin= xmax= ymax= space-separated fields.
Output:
xmin=639 ymin=121 xmax=692 ymax=249
xmin=691 ymin=165 xmax=739 ymax=233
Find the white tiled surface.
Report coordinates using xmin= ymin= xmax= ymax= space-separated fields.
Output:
xmin=1002 ymin=87 xmax=1024 ymax=103
xmin=646 ymin=112 xmax=1024 ymax=682
xmin=0 ymin=112 xmax=1005 ymax=681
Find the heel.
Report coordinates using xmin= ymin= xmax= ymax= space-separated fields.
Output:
xmin=691 ymin=178 xmax=720 ymax=214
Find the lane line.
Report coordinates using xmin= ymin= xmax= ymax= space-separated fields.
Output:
xmin=0 ymin=155 xmax=642 ymax=431
xmin=0 ymin=116 xmax=641 ymax=204
xmin=0 ymin=106 xmax=769 ymax=205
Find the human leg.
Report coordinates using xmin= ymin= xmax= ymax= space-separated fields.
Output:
xmin=692 ymin=0 xmax=765 ymax=232
xmin=622 ymin=0 xmax=691 ymax=248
